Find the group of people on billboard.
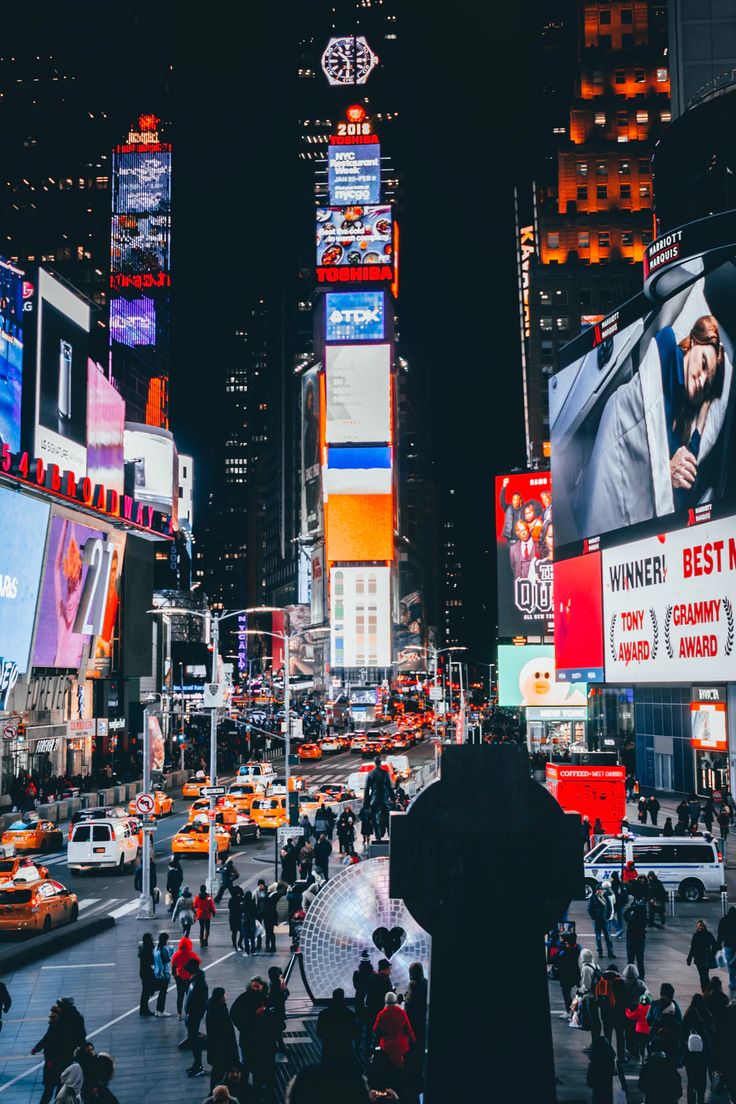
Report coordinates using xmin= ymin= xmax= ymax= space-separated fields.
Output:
xmin=495 ymin=474 xmax=553 ymax=636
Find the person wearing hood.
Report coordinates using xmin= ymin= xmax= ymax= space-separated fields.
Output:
xmin=166 ymin=855 xmax=183 ymax=912
xmin=703 ymin=975 xmax=729 ymax=1031
xmin=230 ymin=976 xmax=269 ymax=1070
xmin=647 ymin=872 xmax=667 ymax=929
xmin=172 ymin=935 xmax=201 ymax=1020
xmin=622 ymin=963 xmax=647 ymax=1056
xmin=717 ymin=905 xmax=736 ymax=992
xmin=624 ymin=895 xmax=648 ymax=979
xmin=622 ymin=860 xmax=639 ymax=884
xmin=193 ymin=884 xmax=216 ymax=947
xmin=228 ymin=886 xmax=244 ymax=951
xmin=687 ymin=920 xmax=717 ymax=991
xmin=679 ymin=993 xmax=715 ymax=1070
xmin=137 ymin=932 xmax=156 ymax=1017
xmin=625 ymin=994 xmax=652 ymax=1063
xmin=55 ymin=1062 xmax=84 ymax=1104
xmin=56 ymin=997 xmax=87 ymax=1068
xmin=32 ymin=1005 xmax=67 ymax=1104
xmin=373 ymin=993 xmax=415 ymax=1071
xmin=646 ymin=984 xmax=682 ymax=1064
xmin=586 ymin=1035 xmax=616 ymax=1104
xmin=639 ymin=1044 xmax=682 ymax=1104
xmin=662 ymin=817 xmax=675 ymax=837
xmin=183 ymin=960 xmax=209 ymax=1077
xmin=206 ymin=987 xmax=239 ymax=1090
xmin=172 ymin=886 xmax=195 ymax=937
xmin=317 ymin=988 xmax=359 ymax=1064
xmin=556 ymin=932 xmax=582 ymax=1016
xmin=599 ymin=964 xmax=628 ymax=1063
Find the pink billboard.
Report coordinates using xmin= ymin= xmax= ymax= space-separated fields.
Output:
xmin=87 ymin=361 xmax=125 ymax=493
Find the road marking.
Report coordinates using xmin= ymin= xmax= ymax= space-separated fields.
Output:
xmin=0 ymin=951 xmax=236 ymax=1095
xmin=41 ymin=963 xmax=115 ymax=969
xmin=108 ymin=899 xmax=141 ymax=919
xmin=77 ymin=898 xmax=100 ymax=910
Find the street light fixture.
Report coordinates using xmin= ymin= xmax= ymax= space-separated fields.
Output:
xmin=137 ymin=692 xmax=161 ymax=920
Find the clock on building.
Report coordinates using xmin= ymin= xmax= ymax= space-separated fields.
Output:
xmin=321 ymin=36 xmax=378 ymax=86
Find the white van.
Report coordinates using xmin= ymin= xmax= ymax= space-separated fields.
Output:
xmin=584 ymin=835 xmax=725 ymax=902
xmin=67 ymin=817 xmax=140 ymax=874
xmin=237 ymin=761 xmax=276 ymax=781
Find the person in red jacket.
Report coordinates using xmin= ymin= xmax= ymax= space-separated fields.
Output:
xmin=171 ymin=936 xmax=201 ymax=1019
xmin=625 ymin=993 xmax=652 ymax=1062
xmin=193 ymin=884 xmax=216 ymax=947
xmin=373 ymin=992 xmax=415 ymax=1070
xmin=622 ymin=860 xmax=639 ymax=884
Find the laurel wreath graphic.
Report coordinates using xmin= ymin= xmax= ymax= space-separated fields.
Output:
xmin=724 ymin=597 xmax=734 ymax=657
xmin=650 ymin=608 xmax=658 ymax=659
xmin=609 ymin=612 xmax=617 ymax=661
xmin=664 ymin=604 xmax=674 ymax=658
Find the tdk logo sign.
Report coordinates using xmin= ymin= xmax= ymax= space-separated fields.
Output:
xmin=325 ymin=291 xmax=385 ymax=342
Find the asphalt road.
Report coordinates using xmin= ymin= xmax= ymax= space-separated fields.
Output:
xmin=5 ymin=740 xmax=436 ymax=929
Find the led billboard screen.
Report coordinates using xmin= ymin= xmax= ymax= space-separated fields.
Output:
xmin=35 ymin=269 xmax=91 ymax=474
xmin=0 ymin=486 xmax=51 ymax=672
xmin=285 ymin=603 xmax=316 ymax=678
xmin=0 ymin=258 xmax=24 ymax=452
xmin=316 ymin=206 xmax=392 ymax=270
xmin=552 ymin=264 xmax=736 ymax=554
xmin=325 ymin=492 xmax=393 ymax=562
xmin=554 ymin=552 xmax=605 ymax=683
xmin=124 ymin=425 xmax=177 ymax=522
xmin=325 ymin=446 xmax=392 ymax=495
xmin=328 ymin=143 xmax=381 ymax=205
xmin=325 ymin=344 xmax=391 ymax=444
xmin=498 ymin=644 xmax=587 ymax=709
xmin=301 ymin=367 xmax=322 ymax=536
xmin=87 ymin=362 xmax=125 ymax=494
xmin=113 ymin=150 xmax=172 ymax=215
xmin=691 ymin=701 xmax=727 ymax=751
xmin=109 ymin=297 xmax=156 ymax=346
xmin=325 ymin=291 xmax=385 ymax=342
xmin=330 ymin=565 xmax=391 ymax=668
xmin=494 ymin=472 xmax=553 ymax=637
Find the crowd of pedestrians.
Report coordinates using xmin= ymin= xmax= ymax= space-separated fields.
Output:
xmin=22 ymin=993 xmax=120 ymax=1104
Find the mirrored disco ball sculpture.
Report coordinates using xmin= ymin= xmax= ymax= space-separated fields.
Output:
xmin=301 ymin=856 xmax=431 ymax=1000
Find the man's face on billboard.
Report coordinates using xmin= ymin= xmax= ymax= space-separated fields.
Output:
xmin=515 ymin=521 xmax=529 ymax=541
xmin=541 ymin=491 xmax=551 ymax=509
xmin=511 ymin=492 xmax=522 ymax=509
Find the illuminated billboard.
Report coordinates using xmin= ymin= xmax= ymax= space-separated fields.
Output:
xmin=325 ymin=291 xmax=385 ymax=343
xmin=328 ymin=143 xmax=381 ymax=205
xmin=325 ymin=492 xmax=393 ymax=562
xmin=494 ymin=472 xmax=553 ymax=637
xmin=0 ymin=486 xmax=51 ymax=672
xmin=498 ymin=644 xmax=587 ymax=709
xmin=325 ymin=447 xmax=392 ymax=495
xmin=111 ymin=213 xmax=171 ymax=278
xmin=691 ymin=700 xmax=727 ymax=751
xmin=35 ymin=268 xmax=91 ymax=474
xmin=0 ymin=258 xmax=24 ymax=452
xmin=330 ymin=566 xmax=391 ymax=668
xmin=109 ymin=297 xmax=156 ymax=346
xmin=87 ymin=362 xmax=125 ymax=494
xmin=554 ymin=552 xmax=605 ymax=683
xmin=316 ymin=206 xmax=392 ymax=270
xmin=124 ymin=424 xmax=178 ymax=523
xmin=325 ymin=344 xmax=391 ymax=444
xmin=301 ymin=367 xmax=322 ymax=536
xmin=114 ymin=150 xmax=172 ymax=215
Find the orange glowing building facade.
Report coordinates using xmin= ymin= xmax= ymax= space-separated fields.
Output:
xmin=522 ymin=0 xmax=670 ymax=465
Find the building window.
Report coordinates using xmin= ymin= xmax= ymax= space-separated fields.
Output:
xmin=636 ymin=110 xmax=648 ymax=124
xmin=592 ymin=69 xmax=604 ymax=86
xmin=615 ymin=69 xmax=626 ymax=84
xmin=547 ymin=231 xmax=560 ymax=249
xmin=578 ymin=231 xmax=590 ymax=249
xmin=660 ymin=110 xmax=671 ymax=122
xmin=540 ymin=317 xmax=553 ymax=331
xmin=619 ymin=160 xmax=630 ymax=175
xmin=579 ymin=289 xmax=592 ymax=305
xmin=599 ymin=34 xmax=612 ymax=49
xmin=596 ymin=184 xmax=608 ymax=200
xmin=639 ymin=159 xmax=651 ymax=174
xmin=620 ymin=183 xmax=631 ymax=200
xmin=598 ymin=231 xmax=610 ymax=249
xmin=594 ymin=111 xmax=606 ymax=125
xmin=639 ymin=183 xmax=651 ymax=199
xmin=554 ymin=289 xmax=568 ymax=304
xmin=596 ymin=161 xmax=608 ymax=177
xmin=621 ymin=8 xmax=633 ymax=22
xmin=599 ymin=9 xmax=611 ymax=22
xmin=622 ymin=231 xmax=634 ymax=246
xmin=556 ymin=317 xmax=569 ymax=331
xmin=577 ymin=185 xmax=588 ymax=202
xmin=539 ymin=290 xmax=551 ymax=305
xmin=576 ymin=161 xmax=588 ymax=177
xmin=541 ymin=339 xmax=554 ymax=359
xmin=617 ymin=110 xmax=628 ymax=127
xmin=657 ymin=67 xmax=668 ymax=82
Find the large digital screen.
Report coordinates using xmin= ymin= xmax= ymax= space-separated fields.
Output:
xmin=325 ymin=344 xmax=391 ymax=444
xmin=32 ymin=514 xmax=113 ymax=669
xmin=35 ymin=269 xmax=90 ymax=474
xmin=124 ymin=425 xmax=177 ymax=521
xmin=0 ymin=258 xmax=24 ymax=452
xmin=109 ymin=296 xmax=156 ymax=346
xmin=394 ymin=578 xmax=424 ymax=672
xmin=0 ymin=487 xmax=51 ymax=672
xmin=498 ymin=644 xmax=587 ymax=709
xmin=691 ymin=701 xmax=727 ymax=751
xmin=603 ymin=514 xmax=736 ymax=683
xmin=325 ymin=492 xmax=393 ymax=562
xmin=316 ymin=206 xmax=393 ymax=269
xmin=325 ymin=446 xmax=392 ymax=495
xmin=328 ymin=143 xmax=381 ymax=205
xmin=284 ymin=604 xmax=316 ymax=678
xmin=554 ymin=552 xmax=605 ymax=683
xmin=552 ymin=265 xmax=736 ymax=553
xmin=330 ymin=566 xmax=391 ymax=668
xmin=494 ymin=472 xmax=553 ymax=637
xmin=87 ymin=362 xmax=125 ymax=493
xmin=111 ymin=213 xmax=171 ymax=277
xmin=325 ymin=291 xmax=385 ymax=343
xmin=113 ymin=150 xmax=172 ymax=215
xmin=301 ymin=367 xmax=322 ymax=536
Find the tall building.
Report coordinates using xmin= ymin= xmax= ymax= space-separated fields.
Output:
xmin=523 ymin=0 xmax=670 ymax=465
xmin=668 ymin=0 xmax=736 ymax=118
xmin=441 ymin=488 xmax=467 ymax=648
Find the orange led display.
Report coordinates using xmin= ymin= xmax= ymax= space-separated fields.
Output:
xmin=325 ymin=493 xmax=394 ymax=562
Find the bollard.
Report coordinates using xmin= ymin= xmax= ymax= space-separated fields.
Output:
xmin=722 ymin=887 xmax=729 ymax=917
xmin=669 ymin=888 xmax=676 ymax=918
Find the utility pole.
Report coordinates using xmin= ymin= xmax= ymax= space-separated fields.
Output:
xmin=208 ymin=614 xmax=219 ymax=895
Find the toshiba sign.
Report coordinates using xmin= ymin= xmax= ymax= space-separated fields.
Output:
xmin=603 ymin=517 xmax=736 ymax=682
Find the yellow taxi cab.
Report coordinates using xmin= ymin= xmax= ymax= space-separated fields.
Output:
xmin=0 ymin=870 xmax=78 ymax=933
xmin=182 ymin=774 xmax=211 ymax=799
xmin=249 ymin=795 xmax=288 ymax=831
xmin=1 ymin=815 xmax=64 ymax=854
xmin=188 ymin=797 xmax=239 ymax=826
xmin=171 ymin=820 xmax=230 ymax=857
xmin=0 ymin=853 xmax=49 ymax=881
xmin=128 ymin=789 xmax=174 ymax=818
xmin=226 ymin=781 xmax=266 ymax=813
xmin=297 ymin=742 xmax=323 ymax=761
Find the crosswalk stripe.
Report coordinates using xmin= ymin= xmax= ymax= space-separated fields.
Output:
xmin=108 ymin=898 xmax=140 ymax=919
xmin=78 ymin=898 xmax=101 ymax=910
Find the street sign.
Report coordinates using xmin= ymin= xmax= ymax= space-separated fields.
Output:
xmin=203 ymin=683 xmax=225 ymax=708
xmin=2 ymin=725 xmax=17 ymax=742
xmin=201 ymin=785 xmax=226 ymax=798
xmin=135 ymin=793 xmax=155 ymax=816
xmin=429 ymin=686 xmax=443 ymax=702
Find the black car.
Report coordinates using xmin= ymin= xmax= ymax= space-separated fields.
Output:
xmin=229 ymin=815 xmax=262 ymax=846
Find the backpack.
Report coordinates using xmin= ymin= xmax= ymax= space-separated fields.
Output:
xmin=595 ymin=974 xmax=615 ymax=1008
xmin=687 ymin=1031 xmax=703 ymax=1053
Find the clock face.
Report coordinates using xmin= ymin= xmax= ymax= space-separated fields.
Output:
xmin=321 ymin=36 xmax=378 ymax=86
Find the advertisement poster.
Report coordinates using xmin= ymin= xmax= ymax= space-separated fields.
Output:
xmin=123 ymin=426 xmax=177 ymax=523
xmin=87 ymin=362 xmax=125 ymax=493
xmin=691 ymin=701 xmax=727 ymax=751
xmin=114 ymin=150 xmax=171 ymax=215
xmin=311 ymin=546 xmax=326 ymax=625
xmin=551 ymin=264 xmax=736 ymax=552
xmin=32 ymin=515 xmax=110 ymax=669
xmin=0 ymin=486 xmax=51 ymax=672
xmin=330 ymin=565 xmax=391 ymax=669
xmin=316 ymin=206 xmax=393 ymax=269
xmin=325 ymin=344 xmax=391 ymax=444
xmin=494 ymin=472 xmax=553 ymax=637
xmin=111 ymin=213 xmax=171 ymax=277
xmin=498 ymin=644 xmax=587 ymax=709
xmin=603 ymin=515 xmax=736 ymax=683
xmin=301 ymin=367 xmax=322 ymax=536
xmin=91 ymin=532 xmax=126 ymax=676
xmin=285 ymin=604 xmax=316 ymax=679
xmin=35 ymin=269 xmax=90 ymax=474
xmin=109 ymin=297 xmax=156 ymax=347
xmin=0 ymin=257 xmax=24 ymax=451
xmin=328 ymin=143 xmax=381 ymax=205
xmin=325 ymin=492 xmax=393 ymax=562
xmin=325 ymin=291 xmax=385 ymax=343
xmin=148 ymin=714 xmax=165 ymax=775
xmin=554 ymin=552 xmax=605 ymax=683
xmin=394 ymin=573 xmax=424 ymax=671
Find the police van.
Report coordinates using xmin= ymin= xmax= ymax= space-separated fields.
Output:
xmin=584 ymin=835 xmax=725 ymax=901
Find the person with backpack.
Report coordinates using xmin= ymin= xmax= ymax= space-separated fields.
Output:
xmin=624 ymin=896 xmax=648 ymax=979
xmin=687 ymin=920 xmax=717 ymax=991
xmin=579 ymin=947 xmax=602 ymax=1041
xmin=596 ymin=964 xmax=628 ymax=1062
xmin=172 ymin=935 xmax=200 ymax=1020
xmin=626 ymin=994 xmax=652 ymax=1064
xmin=679 ymin=994 xmax=715 ymax=1072
xmin=646 ymin=984 xmax=682 ymax=1065
xmin=556 ymin=932 xmax=582 ymax=1016
xmin=682 ymin=1029 xmax=707 ymax=1104
xmin=172 ymin=886 xmax=195 ymax=937
xmin=152 ymin=932 xmax=173 ymax=1017
xmin=586 ymin=1035 xmax=616 ymax=1104
xmin=588 ymin=886 xmax=615 ymax=959
xmin=639 ymin=1044 xmax=682 ymax=1104
xmin=647 ymin=872 xmax=668 ymax=929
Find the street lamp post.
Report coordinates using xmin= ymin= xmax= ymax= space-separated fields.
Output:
xmin=137 ymin=692 xmax=161 ymax=920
